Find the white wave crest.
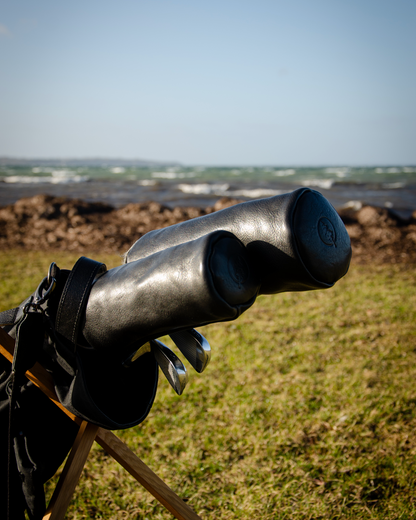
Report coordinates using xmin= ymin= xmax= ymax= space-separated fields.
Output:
xmin=151 ymin=171 xmax=178 ymax=179
xmin=178 ymin=184 xmax=284 ymax=199
xmin=228 ymin=188 xmax=284 ymax=198
xmin=178 ymin=183 xmax=230 ymax=195
xmin=151 ymin=171 xmax=197 ymax=179
xmin=138 ymin=179 xmax=157 ymax=186
xmin=324 ymin=167 xmax=350 ymax=177
xmin=375 ymin=167 xmax=404 ymax=174
xmin=274 ymin=169 xmax=296 ymax=177
xmin=31 ymin=167 xmax=81 ymax=177
xmin=3 ymin=175 xmax=88 ymax=184
xmin=51 ymin=169 xmax=78 ymax=178
xmin=300 ymin=179 xmax=334 ymax=189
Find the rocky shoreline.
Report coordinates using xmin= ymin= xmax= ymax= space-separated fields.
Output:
xmin=0 ymin=194 xmax=415 ymax=264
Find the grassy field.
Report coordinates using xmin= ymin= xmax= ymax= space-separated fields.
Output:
xmin=1 ymin=251 xmax=416 ymax=519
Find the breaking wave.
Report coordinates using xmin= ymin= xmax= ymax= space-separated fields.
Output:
xmin=3 ymin=175 xmax=89 ymax=184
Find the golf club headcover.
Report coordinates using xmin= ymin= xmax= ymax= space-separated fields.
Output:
xmin=125 ymin=187 xmax=352 ymax=294
xmin=82 ymin=230 xmax=259 ymax=356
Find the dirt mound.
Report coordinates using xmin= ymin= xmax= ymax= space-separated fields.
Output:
xmin=338 ymin=205 xmax=416 ymax=264
xmin=0 ymin=194 xmax=213 ymax=254
xmin=0 ymin=194 xmax=415 ymax=264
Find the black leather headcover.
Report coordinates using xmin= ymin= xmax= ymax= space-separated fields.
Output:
xmin=82 ymin=230 xmax=259 ymax=356
xmin=125 ymin=188 xmax=352 ymax=294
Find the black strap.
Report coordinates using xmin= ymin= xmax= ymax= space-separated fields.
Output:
xmin=7 ymin=309 xmax=47 ymax=520
xmin=55 ymin=257 xmax=106 ymax=350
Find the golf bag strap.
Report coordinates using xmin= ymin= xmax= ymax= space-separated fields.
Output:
xmin=55 ymin=257 xmax=106 ymax=350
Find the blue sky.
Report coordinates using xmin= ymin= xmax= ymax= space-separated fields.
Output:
xmin=0 ymin=0 xmax=415 ymax=165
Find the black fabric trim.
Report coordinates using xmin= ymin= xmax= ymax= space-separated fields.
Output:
xmin=0 ymin=308 xmax=19 ymax=327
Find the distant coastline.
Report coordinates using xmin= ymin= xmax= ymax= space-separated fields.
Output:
xmin=0 ymin=156 xmax=181 ymax=168
xmin=1 ymin=156 xmax=415 ymax=168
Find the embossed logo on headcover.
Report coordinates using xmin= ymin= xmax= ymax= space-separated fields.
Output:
xmin=228 ymin=256 xmax=249 ymax=288
xmin=318 ymin=217 xmax=337 ymax=247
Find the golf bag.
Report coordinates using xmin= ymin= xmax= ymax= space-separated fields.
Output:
xmin=1 ymin=188 xmax=351 ymax=519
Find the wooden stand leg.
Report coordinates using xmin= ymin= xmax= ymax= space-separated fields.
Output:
xmin=43 ymin=421 xmax=99 ymax=520
xmin=96 ymin=428 xmax=202 ymax=520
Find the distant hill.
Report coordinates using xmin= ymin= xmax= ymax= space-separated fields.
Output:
xmin=0 ymin=157 xmax=181 ymax=167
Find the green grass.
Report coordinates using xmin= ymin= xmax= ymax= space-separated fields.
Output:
xmin=2 ymin=251 xmax=416 ymax=519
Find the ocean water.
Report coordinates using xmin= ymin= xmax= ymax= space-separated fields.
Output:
xmin=1 ymin=163 xmax=415 ymax=214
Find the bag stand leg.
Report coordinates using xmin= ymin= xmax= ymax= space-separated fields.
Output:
xmin=43 ymin=421 xmax=99 ymax=520
xmin=0 ymin=327 xmax=202 ymax=520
